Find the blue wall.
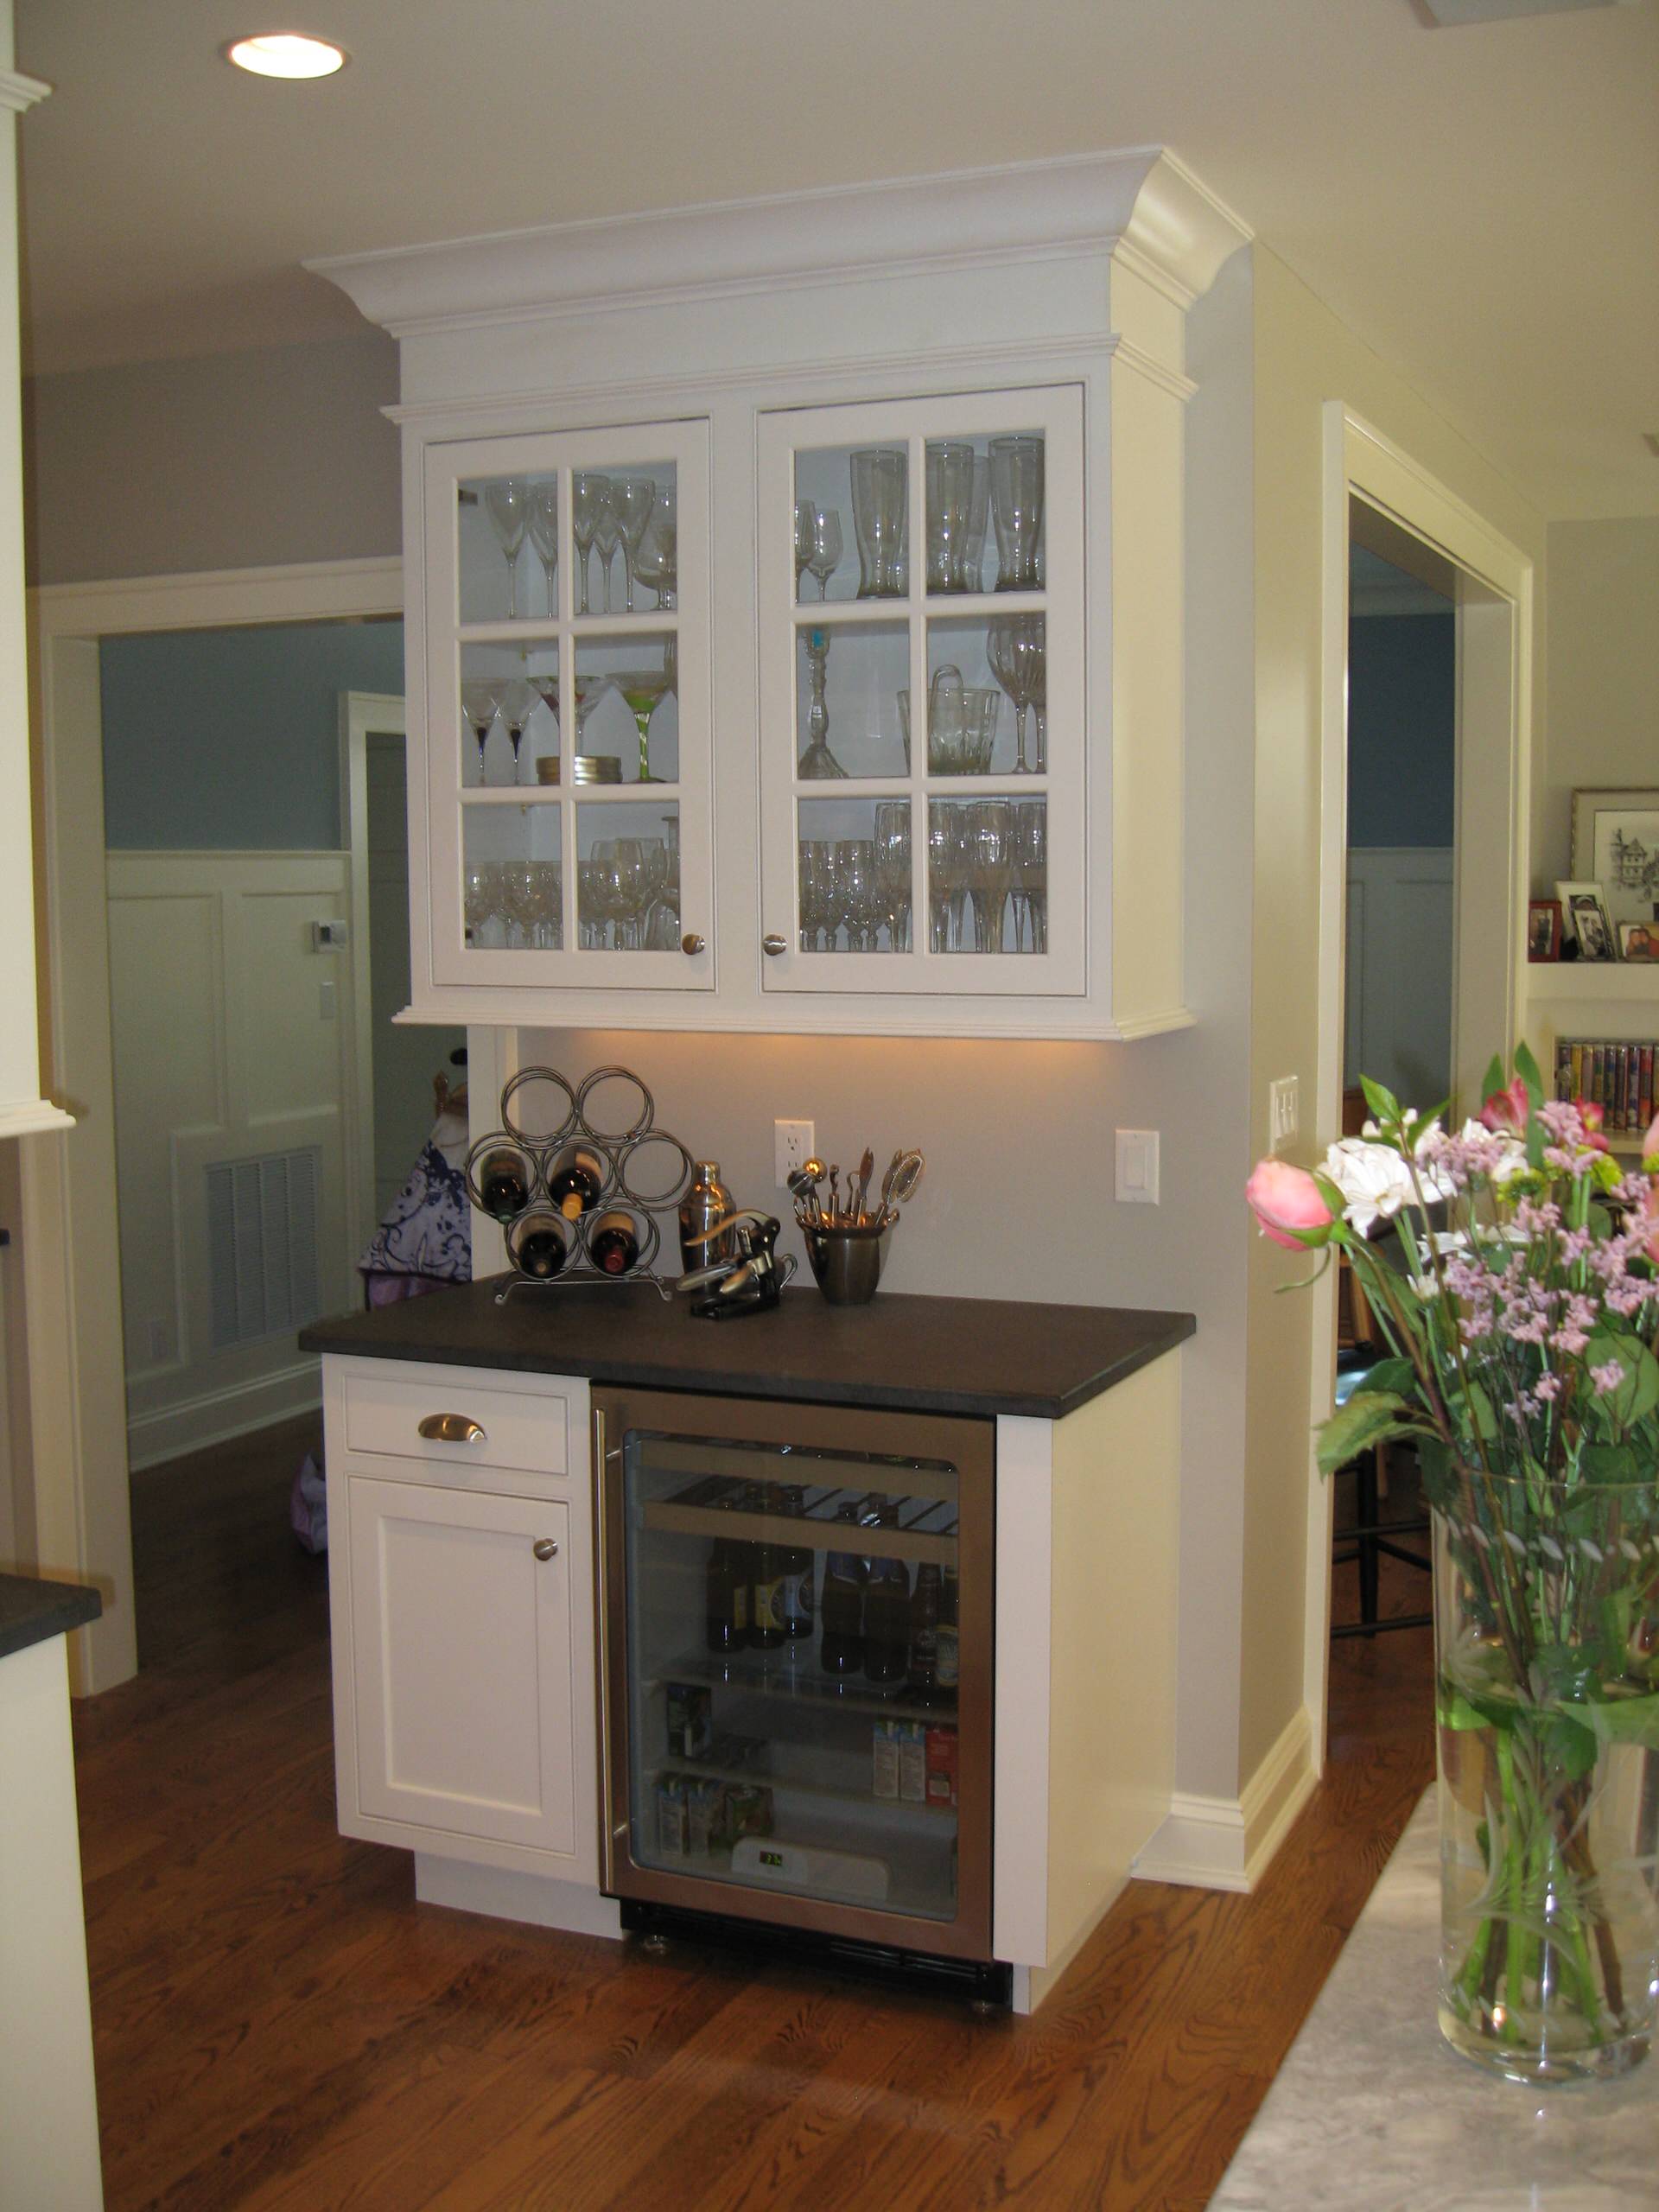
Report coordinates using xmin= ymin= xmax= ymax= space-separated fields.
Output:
xmin=1347 ymin=613 xmax=1455 ymax=849
xmin=100 ymin=618 xmax=405 ymax=849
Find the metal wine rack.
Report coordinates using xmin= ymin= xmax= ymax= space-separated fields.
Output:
xmin=464 ymin=1064 xmax=694 ymax=1304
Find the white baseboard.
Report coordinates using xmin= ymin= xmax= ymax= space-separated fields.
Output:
xmin=415 ymin=1853 xmax=624 ymax=1941
xmin=1130 ymin=1705 xmax=1318 ymax=1893
xmin=126 ymin=1357 xmax=321 ymax=1471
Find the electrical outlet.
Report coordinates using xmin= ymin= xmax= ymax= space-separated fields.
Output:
xmin=1115 ymin=1129 xmax=1160 ymax=1205
xmin=775 ymin=1118 xmax=815 ymax=1187
xmin=1269 ymin=1076 xmax=1300 ymax=1150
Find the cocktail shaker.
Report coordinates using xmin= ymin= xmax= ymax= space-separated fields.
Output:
xmin=679 ymin=1160 xmax=734 ymax=1271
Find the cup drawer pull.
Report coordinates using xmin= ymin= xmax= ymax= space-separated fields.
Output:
xmin=417 ymin=1413 xmax=487 ymax=1445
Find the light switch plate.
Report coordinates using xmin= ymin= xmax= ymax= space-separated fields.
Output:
xmin=1269 ymin=1077 xmax=1300 ymax=1150
xmin=775 ymin=1118 xmax=815 ymax=1187
xmin=1115 ymin=1129 xmax=1160 ymax=1205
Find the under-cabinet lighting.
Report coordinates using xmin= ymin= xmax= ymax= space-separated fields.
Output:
xmin=224 ymin=32 xmax=347 ymax=79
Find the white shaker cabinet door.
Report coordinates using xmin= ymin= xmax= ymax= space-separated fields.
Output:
xmin=347 ymin=1478 xmax=577 ymax=1856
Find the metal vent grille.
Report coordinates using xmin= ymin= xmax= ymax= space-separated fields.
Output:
xmin=206 ymin=1147 xmax=321 ymax=1351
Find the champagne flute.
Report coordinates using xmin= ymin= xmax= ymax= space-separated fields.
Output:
xmin=793 ymin=500 xmax=814 ymax=599
xmin=461 ymin=680 xmax=499 ymax=786
xmin=614 ymin=666 xmax=669 ymax=783
xmin=571 ymin=473 xmax=611 ymax=617
xmin=874 ymin=802 xmax=912 ymax=952
xmin=526 ymin=482 xmax=559 ymax=619
xmin=613 ymin=478 xmax=658 ymax=613
xmin=484 ymin=479 xmax=530 ymax=619
xmin=804 ymin=507 xmax=843 ymax=601
xmin=967 ymin=799 xmax=1014 ymax=953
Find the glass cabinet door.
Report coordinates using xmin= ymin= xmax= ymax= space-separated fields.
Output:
xmin=423 ymin=419 xmax=712 ymax=993
xmin=757 ymin=388 xmax=1084 ymax=998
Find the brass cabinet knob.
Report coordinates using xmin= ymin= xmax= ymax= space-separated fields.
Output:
xmin=762 ymin=934 xmax=787 ymax=957
xmin=681 ymin=933 xmax=706 ymax=955
xmin=416 ymin=1413 xmax=486 ymax=1444
xmin=532 ymin=1538 xmax=559 ymax=1561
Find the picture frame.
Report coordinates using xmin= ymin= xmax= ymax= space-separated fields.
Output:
xmin=1556 ymin=880 xmax=1617 ymax=963
xmin=1571 ymin=788 xmax=1659 ymax=933
xmin=1618 ymin=920 xmax=1659 ymax=963
xmin=1527 ymin=899 xmax=1562 ymax=963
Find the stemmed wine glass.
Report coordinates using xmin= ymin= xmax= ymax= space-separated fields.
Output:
xmin=874 ymin=803 xmax=912 ymax=952
xmin=793 ymin=501 xmax=814 ymax=598
xmin=493 ymin=677 xmax=537 ymax=786
xmin=988 ymin=616 xmax=1043 ymax=774
xmin=526 ymin=483 xmax=558 ymax=619
xmin=802 ymin=506 xmax=843 ymax=600
xmin=613 ymin=665 xmax=669 ymax=783
xmin=484 ymin=479 xmax=530 ymax=619
xmin=967 ymin=799 xmax=1014 ymax=953
xmin=632 ymin=487 xmax=677 ymax=608
xmin=926 ymin=802 xmax=971 ymax=953
xmin=613 ymin=479 xmax=658 ymax=613
xmin=461 ymin=680 xmax=499 ymax=786
xmin=593 ymin=494 xmax=624 ymax=613
xmin=571 ymin=473 xmax=612 ymax=616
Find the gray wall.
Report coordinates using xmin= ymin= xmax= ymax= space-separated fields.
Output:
xmin=24 ymin=332 xmax=401 ymax=584
xmin=1347 ymin=613 xmax=1455 ymax=848
xmin=100 ymin=618 xmax=404 ymax=849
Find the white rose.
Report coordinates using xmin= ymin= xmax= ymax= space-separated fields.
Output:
xmin=1321 ymin=1135 xmax=1452 ymax=1236
xmin=1454 ymin=1116 xmax=1529 ymax=1185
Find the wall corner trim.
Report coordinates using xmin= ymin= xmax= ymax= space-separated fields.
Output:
xmin=1128 ymin=1704 xmax=1317 ymax=1893
xmin=0 ymin=67 xmax=52 ymax=116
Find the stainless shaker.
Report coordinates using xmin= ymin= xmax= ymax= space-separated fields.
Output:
xmin=679 ymin=1160 xmax=734 ymax=1271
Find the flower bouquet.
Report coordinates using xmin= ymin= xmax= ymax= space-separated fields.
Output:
xmin=1249 ymin=1045 xmax=1659 ymax=2083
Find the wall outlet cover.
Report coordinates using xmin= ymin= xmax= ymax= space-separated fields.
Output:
xmin=774 ymin=1119 xmax=815 ymax=1187
xmin=1115 ymin=1128 xmax=1160 ymax=1205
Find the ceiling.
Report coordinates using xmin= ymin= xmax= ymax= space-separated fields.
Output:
xmin=14 ymin=0 xmax=1658 ymax=522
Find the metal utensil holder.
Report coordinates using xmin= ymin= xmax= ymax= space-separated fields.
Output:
xmin=464 ymin=1065 xmax=694 ymax=1304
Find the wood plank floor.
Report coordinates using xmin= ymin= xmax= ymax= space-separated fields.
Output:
xmin=72 ymin=1417 xmax=1434 ymax=2211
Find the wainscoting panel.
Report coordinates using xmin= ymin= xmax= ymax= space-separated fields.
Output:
xmin=106 ymin=853 xmax=358 ymax=1468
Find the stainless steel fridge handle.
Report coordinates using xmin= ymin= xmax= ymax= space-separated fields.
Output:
xmin=594 ymin=1405 xmax=616 ymax=1891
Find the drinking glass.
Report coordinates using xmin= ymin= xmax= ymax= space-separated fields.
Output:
xmin=962 ymin=688 xmax=1001 ymax=773
xmin=529 ymin=859 xmax=563 ymax=950
xmin=850 ymin=448 xmax=906 ymax=599
xmin=1030 ymin=629 xmax=1047 ymax=772
xmin=804 ymin=507 xmax=843 ymax=600
xmin=499 ymin=861 xmax=538 ymax=950
xmin=614 ymin=666 xmax=669 ymax=783
xmin=484 ymin=479 xmax=530 ymax=619
xmin=925 ymin=441 xmax=976 ymax=594
xmin=988 ymin=616 xmax=1043 ymax=773
xmin=989 ymin=435 xmax=1044 ymax=592
xmin=1014 ymin=800 xmax=1047 ymax=953
xmin=593 ymin=495 xmax=623 ymax=614
xmin=613 ymin=478 xmax=658 ymax=613
xmin=967 ymin=799 xmax=1014 ymax=953
xmin=960 ymin=455 xmax=990 ymax=594
xmin=463 ymin=863 xmax=495 ymax=946
xmin=793 ymin=501 xmax=814 ymax=598
xmin=583 ymin=840 xmax=621 ymax=950
xmin=874 ymin=802 xmax=912 ymax=952
xmin=571 ymin=473 xmax=612 ymax=616
xmin=525 ymin=483 xmax=559 ymax=619
xmin=834 ymin=839 xmax=882 ymax=952
xmin=493 ymin=677 xmax=537 ymax=785
xmin=798 ymin=839 xmax=835 ymax=950
xmin=632 ymin=487 xmax=677 ymax=608
xmin=927 ymin=801 xmax=971 ymax=953
xmin=461 ymin=680 xmax=499 ymax=786
xmin=925 ymin=664 xmax=967 ymax=774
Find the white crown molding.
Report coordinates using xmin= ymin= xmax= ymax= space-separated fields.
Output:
xmin=308 ymin=148 xmax=1252 ymax=337
xmin=0 ymin=67 xmax=51 ymax=116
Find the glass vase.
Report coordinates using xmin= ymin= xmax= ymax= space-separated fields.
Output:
xmin=1432 ymin=1469 xmax=1659 ymax=2084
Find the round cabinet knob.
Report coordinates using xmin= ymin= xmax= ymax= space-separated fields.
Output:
xmin=681 ymin=933 xmax=706 ymax=956
xmin=532 ymin=1538 xmax=559 ymax=1561
xmin=762 ymin=934 xmax=787 ymax=957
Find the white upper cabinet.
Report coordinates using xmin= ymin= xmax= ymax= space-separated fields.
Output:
xmin=314 ymin=149 xmax=1250 ymax=1039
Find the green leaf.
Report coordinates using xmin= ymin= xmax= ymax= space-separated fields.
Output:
xmin=1480 ymin=1053 xmax=1505 ymax=1107
xmin=1315 ymin=1389 xmax=1425 ymax=1477
xmin=1580 ymin=1440 xmax=1643 ymax=1486
xmin=1514 ymin=1039 xmax=1545 ymax=1107
xmin=1359 ymin=1075 xmax=1402 ymax=1128
xmin=1437 ymin=1688 xmax=1491 ymax=1732
xmin=1465 ymin=1381 xmax=1500 ymax=1441
xmin=1576 ymin=1693 xmax=1659 ymax=1750
xmin=1587 ymin=1332 xmax=1659 ymax=1428
xmin=1350 ymin=1357 xmax=1418 ymax=1399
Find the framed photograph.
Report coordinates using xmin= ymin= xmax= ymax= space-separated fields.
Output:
xmin=1619 ymin=920 xmax=1659 ymax=963
xmin=1557 ymin=880 xmax=1617 ymax=962
xmin=1571 ymin=789 xmax=1659 ymax=932
xmin=1527 ymin=899 xmax=1562 ymax=962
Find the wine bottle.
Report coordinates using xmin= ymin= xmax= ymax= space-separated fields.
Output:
xmin=588 ymin=1209 xmax=640 ymax=1275
xmin=819 ymin=1501 xmax=866 ymax=1677
xmin=547 ymin=1147 xmax=605 ymax=1221
xmin=479 ymin=1146 xmax=530 ymax=1222
xmin=511 ymin=1211 xmax=569 ymax=1279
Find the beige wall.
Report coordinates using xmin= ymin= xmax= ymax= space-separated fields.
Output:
xmin=1245 ymin=247 xmax=1548 ymax=1780
xmin=1541 ymin=516 xmax=1659 ymax=885
xmin=22 ymin=332 xmax=400 ymax=585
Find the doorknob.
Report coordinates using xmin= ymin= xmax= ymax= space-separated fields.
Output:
xmin=532 ymin=1538 xmax=559 ymax=1561
xmin=681 ymin=933 xmax=706 ymax=955
xmin=762 ymin=934 xmax=787 ymax=957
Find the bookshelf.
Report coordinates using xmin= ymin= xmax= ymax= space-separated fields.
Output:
xmin=1522 ymin=962 xmax=1659 ymax=1153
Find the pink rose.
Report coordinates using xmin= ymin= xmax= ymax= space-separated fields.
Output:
xmin=1480 ymin=1077 xmax=1530 ymax=1136
xmin=1246 ymin=1159 xmax=1335 ymax=1249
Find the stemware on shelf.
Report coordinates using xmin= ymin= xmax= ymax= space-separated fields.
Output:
xmin=989 ymin=435 xmax=1044 ymax=591
xmin=525 ymin=483 xmax=559 ymax=620
xmin=803 ymin=505 xmax=843 ymax=601
xmin=493 ymin=676 xmax=538 ymax=786
xmin=484 ymin=479 xmax=531 ymax=620
xmin=988 ymin=615 xmax=1043 ymax=774
xmin=632 ymin=487 xmax=677 ymax=608
xmin=967 ymin=799 xmax=1014 ymax=953
xmin=1014 ymin=801 xmax=1047 ymax=952
xmin=925 ymin=441 xmax=976 ymax=593
xmin=874 ymin=801 xmax=912 ymax=952
xmin=927 ymin=801 xmax=971 ymax=953
xmin=463 ymin=862 xmax=497 ymax=946
xmin=461 ymin=680 xmax=499 ymax=786
xmin=593 ymin=494 xmax=624 ymax=614
xmin=961 ymin=455 xmax=990 ymax=594
xmin=835 ymin=839 xmax=883 ymax=952
xmin=570 ymin=473 xmax=612 ymax=617
xmin=850 ymin=448 xmax=906 ymax=599
xmin=798 ymin=839 xmax=835 ymax=951
xmin=614 ymin=665 xmax=670 ymax=784
xmin=613 ymin=478 xmax=658 ymax=614
xmin=798 ymin=625 xmax=847 ymax=780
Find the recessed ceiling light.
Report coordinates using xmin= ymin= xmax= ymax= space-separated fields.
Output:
xmin=1418 ymin=0 xmax=1635 ymax=21
xmin=224 ymin=32 xmax=347 ymax=79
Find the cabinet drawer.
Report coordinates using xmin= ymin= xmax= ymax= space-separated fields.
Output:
xmin=343 ymin=1368 xmax=569 ymax=1478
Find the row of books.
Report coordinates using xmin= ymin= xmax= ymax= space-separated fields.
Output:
xmin=1553 ymin=1037 xmax=1658 ymax=1138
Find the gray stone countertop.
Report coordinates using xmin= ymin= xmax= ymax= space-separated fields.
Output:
xmin=0 ymin=1572 xmax=102 ymax=1662
xmin=1211 ymin=1791 xmax=1659 ymax=2211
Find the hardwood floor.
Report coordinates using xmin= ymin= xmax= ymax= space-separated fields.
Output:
xmin=72 ymin=1421 xmax=1433 ymax=2211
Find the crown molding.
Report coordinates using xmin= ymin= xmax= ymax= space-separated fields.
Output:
xmin=0 ymin=67 xmax=51 ymax=115
xmin=308 ymin=148 xmax=1252 ymax=338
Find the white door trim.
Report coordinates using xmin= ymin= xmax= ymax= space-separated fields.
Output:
xmin=1305 ymin=406 xmax=1533 ymax=1755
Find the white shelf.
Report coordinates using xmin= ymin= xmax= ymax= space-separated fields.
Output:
xmin=1523 ymin=963 xmax=1659 ymax=1001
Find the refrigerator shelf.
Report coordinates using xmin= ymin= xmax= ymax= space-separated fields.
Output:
xmin=638 ymin=1804 xmax=959 ymax=1922
xmin=651 ymin=1649 xmax=957 ymax=1728
xmin=646 ymin=1752 xmax=959 ymax=1822
xmin=643 ymin=1477 xmax=959 ymax=1567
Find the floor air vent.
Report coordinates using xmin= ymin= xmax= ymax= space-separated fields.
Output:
xmin=206 ymin=1147 xmax=321 ymax=1350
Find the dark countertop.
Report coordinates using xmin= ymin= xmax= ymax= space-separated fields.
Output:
xmin=0 ymin=1573 xmax=102 ymax=1662
xmin=299 ymin=1279 xmax=1194 ymax=1421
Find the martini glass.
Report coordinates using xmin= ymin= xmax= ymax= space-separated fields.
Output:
xmin=526 ymin=483 xmax=558 ymax=619
xmin=493 ymin=677 xmax=537 ymax=786
xmin=614 ymin=667 xmax=669 ymax=783
xmin=571 ymin=671 xmax=614 ymax=765
xmin=484 ymin=479 xmax=530 ymax=619
xmin=461 ymin=680 xmax=499 ymax=786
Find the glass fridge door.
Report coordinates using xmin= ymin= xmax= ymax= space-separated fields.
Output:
xmin=596 ymin=1389 xmax=993 ymax=1961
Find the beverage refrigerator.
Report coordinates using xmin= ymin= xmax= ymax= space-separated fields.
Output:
xmin=593 ymin=1386 xmax=997 ymax=1989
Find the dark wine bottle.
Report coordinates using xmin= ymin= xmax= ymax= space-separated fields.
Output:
xmin=547 ymin=1148 xmax=605 ymax=1221
xmin=479 ymin=1147 xmax=530 ymax=1221
xmin=705 ymin=1497 xmax=749 ymax=1654
xmin=863 ymin=1503 xmax=911 ymax=1688
xmin=819 ymin=1501 xmax=866 ymax=1677
xmin=589 ymin=1209 xmax=640 ymax=1275
xmin=512 ymin=1212 xmax=569 ymax=1278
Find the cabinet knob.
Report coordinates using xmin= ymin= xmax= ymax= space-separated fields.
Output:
xmin=681 ymin=933 xmax=706 ymax=956
xmin=761 ymin=934 xmax=787 ymax=957
xmin=532 ymin=1537 xmax=559 ymax=1561
xmin=417 ymin=1413 xmax=486 ymax=1445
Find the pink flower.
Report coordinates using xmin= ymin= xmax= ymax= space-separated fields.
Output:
xmin=1480 ymin=1077 xmax=1530 ymax=1136
xmin=1638 ymin=1182 xmax=1659 ymax=1268
xmin=1643 ymin=1114 xmax=1659 ymax=1171
xmin=1576 ymin=1098 xmax=1611 ymax=1154
xmin=1246 ymin=1160 xmax=1335 ymax=1250
xmin=1592 ymin=1361 xmax=1626 ymax=1396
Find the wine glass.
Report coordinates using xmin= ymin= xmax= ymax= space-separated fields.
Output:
xmin=926 ymin=801 xmax=971 ymax=953
xmin=493 ymin=677 xmax=537 ymax=785
xmin=798 ymin=840 xmax=831 ymax=950
xmin=988 ymin=617 xmax=1042 ymax=774
xmin=804 ymin=507 xmax=843 ymax=601
xmin=484 ymin=479 xmax=530 ymax=619
xmin=613 ymin=478 xmax=658 ymax=613
xmin=967 ymin=799 xmax=1014 ymax=953
xmin=989 ymin=435 xmax=1044 ymax=592
xmin=835 ymin=839 xmax=882 ymax=952
xmin=583 ymin=839 xmax=621 ymax=950
xmin=529 ymin=859 xmax=563 ymax=950
xmin=613 ymin=665 xmax=669 ymax=783
xmin=571 ymin=473 xmax=612 ymax=616
xmin=793 ymin=500 xmax=814 ymax=599
xmin=632 ymin=487 xmax=677 ymax=608
xmin=593 ymin=493 xmax=623 ymax=613
xmin=526 ymin=483 xmax=559 ymax=619
xmin=463 ymin=863 xmax=494 ymax=946
xmin=874 ymin=802 xmax=912 ymax=952
xmin=461 ymin=680 xmax=499 ymax=786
